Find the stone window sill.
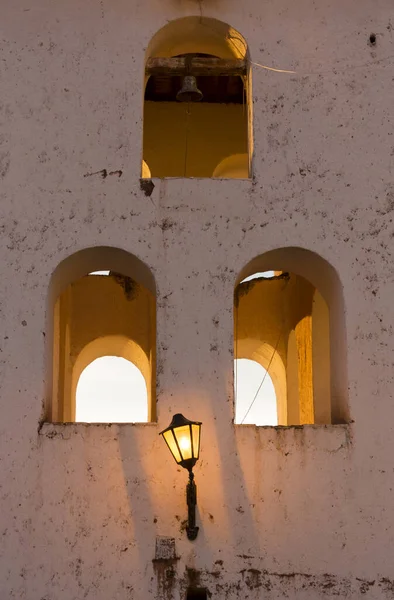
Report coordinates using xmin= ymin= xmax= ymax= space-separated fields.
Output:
xmin=38 ymin=421 xmax=158 ymax=438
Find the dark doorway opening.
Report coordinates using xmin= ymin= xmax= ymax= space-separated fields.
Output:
xmin=186 ymin=588 xmax=208 ymax=600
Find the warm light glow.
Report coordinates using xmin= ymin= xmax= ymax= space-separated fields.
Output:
xmin=163 ymin=430 xmax=182 ymax=463
xmin=179 ymin=436 xmax=191 ymax=452
xmin=174 ymin=425 xmax=193 ymax=460
xmin=160 ymin=414 xmax=201 ymax=467
xmin=191 ymin=424 xmax=200 ymax=459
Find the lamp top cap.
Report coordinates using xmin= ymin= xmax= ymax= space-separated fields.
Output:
xmin=160 ymin=413 xmax=202 ymax=435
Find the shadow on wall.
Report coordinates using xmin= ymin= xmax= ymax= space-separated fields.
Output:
xmin=142 ymin=17 xmax=253 ymax=179
xmin=45 ymin=247 xmax=156 ymax=423
xmin=234 ymin=247 xmax=349 ymax=425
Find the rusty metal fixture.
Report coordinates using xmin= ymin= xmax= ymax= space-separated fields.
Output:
xmin=176 ymin=75 xmax=203 ymax=102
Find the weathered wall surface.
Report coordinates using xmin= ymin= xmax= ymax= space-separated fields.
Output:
xmin=1 ymin=0 xmax=394 ymax=598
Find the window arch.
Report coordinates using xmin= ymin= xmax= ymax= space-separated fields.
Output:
xmin=47 ymin=247 xmax=156 ymax=423
xmin=234 ymin=248 xmax=348 ymax=425
xmin=76 ymin=355 xmax=148 ymax=423
xmin=212 ymin=153 xmax=249 ymax=179
xmin=142 ymin=17 xmax=252 ymax=179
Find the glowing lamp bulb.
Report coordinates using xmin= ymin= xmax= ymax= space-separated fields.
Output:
xmin=179 ymin=436 xmax=191 ymax=452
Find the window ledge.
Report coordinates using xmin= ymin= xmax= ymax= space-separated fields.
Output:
xmin=141 ymin=176 xmax=252 ymax=182
xmin=39 ymin=421 xmax=158 ymax=439
xmin=234 ymin=423 xmax=351 ymax=429
xmin=234 ymin=422 xmax=353 ymax=453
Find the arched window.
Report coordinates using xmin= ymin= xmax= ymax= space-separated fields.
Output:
xmin=142 ymin=17 xmax=252 ymax=179
xmin=47 ymin=247 xmax=156 ymax=423
xmin=234 ymin=248 xmax=348 ymax=425
xmin=76 ymin=356 xmax=148 ymax=423
xmin=234 ymin=358 xmax=278 ymax=426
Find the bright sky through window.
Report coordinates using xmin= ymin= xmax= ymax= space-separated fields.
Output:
xmin=241 ymin=271 xmax=275 ymax=283
xmin=234 ymin=358 xmax=278 ymax=425
xmin=89 ymin=271 xmax=110 ymax=276
xmin=76 ymin=356 xmax=148 ymax=422
xmin=76 ymin=356 xmax=277 ymax=425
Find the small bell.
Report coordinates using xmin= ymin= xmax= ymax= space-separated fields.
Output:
xmin=176 ymin=75 xmax=203 ymax=102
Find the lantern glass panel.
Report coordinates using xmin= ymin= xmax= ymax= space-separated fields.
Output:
xmin=163 ymin=429 xmax=182 ymax=463
xmin=173 ymin=425 xmax=193 ymax=461
xmin=191 ymin=424 xmax=201 ymax=459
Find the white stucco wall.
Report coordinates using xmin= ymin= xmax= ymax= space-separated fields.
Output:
xmin=1 ymin=0 xmax=394 ymax=598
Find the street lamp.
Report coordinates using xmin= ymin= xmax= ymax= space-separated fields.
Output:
xmin=160 ymin=413 xmax=202 ymax=540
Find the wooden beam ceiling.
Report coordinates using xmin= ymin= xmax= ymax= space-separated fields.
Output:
xmin=145 ymin=57 xmax=247 ymax=77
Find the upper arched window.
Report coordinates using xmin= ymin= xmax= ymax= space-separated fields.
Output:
xmin=142 ymin=17 xmax=252 ymax=179
xmin=47 ymin=247 xmax=156 ymax=423
xmin=234 ymin=248 xmax=348 ymax=426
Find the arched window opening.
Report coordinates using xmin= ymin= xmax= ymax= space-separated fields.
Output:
xmin=234 ymin=358 xmax=278 ymax=426
xmin=234 ymin=248 xmax=348 ymax=425
xmin=76 ymin=356 xmax=148 ymax=423
xmin=47 ymin=247 xmax=156 ymax=423
xmin=142 ymin=17 xmax=252 ymax=179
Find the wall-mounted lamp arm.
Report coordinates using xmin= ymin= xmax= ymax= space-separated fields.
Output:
xmin=186 ymin=471 xmax=199 ymax=541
